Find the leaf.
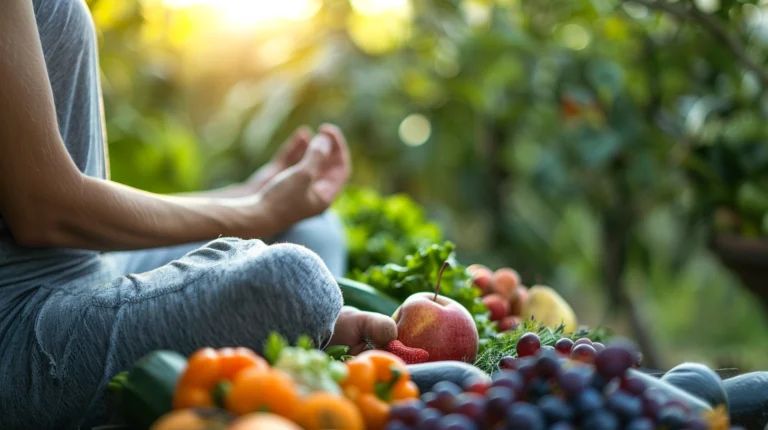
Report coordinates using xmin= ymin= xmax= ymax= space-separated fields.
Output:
xmin=296 ymin=335 xmax=315 ymax=351
xmin=263 ymin=332 xmax=288 ymax=365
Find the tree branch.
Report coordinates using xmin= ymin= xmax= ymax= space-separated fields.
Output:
xmin=626 ymin=0 xmax=768 ymax=88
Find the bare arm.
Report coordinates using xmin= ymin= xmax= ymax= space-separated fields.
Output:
xmin=0 ymin=0 xmax=279 ymax=250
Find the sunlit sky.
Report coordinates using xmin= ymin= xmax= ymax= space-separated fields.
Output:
xmin=161 ymin=0 xmax=410 ymax=27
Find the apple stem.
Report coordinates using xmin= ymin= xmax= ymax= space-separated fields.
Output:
xmin=433 ymin=261 xmax=450 ymax=301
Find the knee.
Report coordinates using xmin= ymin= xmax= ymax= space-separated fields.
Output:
xmin=273 ymin=211 xmax=348 ymax=276
xmin=248 ymin=243 xmax=343 ymax=347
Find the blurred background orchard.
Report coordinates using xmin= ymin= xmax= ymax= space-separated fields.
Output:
xmin=87 ymin=0 xmax=768 ymax=370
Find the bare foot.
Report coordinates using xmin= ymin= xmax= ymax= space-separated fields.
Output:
xmin=329 ymin=306 xmax=398 ymax=356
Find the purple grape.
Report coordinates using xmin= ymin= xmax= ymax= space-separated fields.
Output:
xmin=435 ymin=413 xmax=478 ymax=430
xmin=463 ymin=376 xmax=490 ymax=395
xmin=620 ymin=376 xmax=646 ymax=396
xmin=684 ymin=416 xmax=709 ymax=430
xmin=541 ymin=345 xmax=555 ymax=352
xmin=452 ymin=392 xmax=487 ymax=423
xmin=516 ymin=332 xmax=542 ymax=357
xmin=422 ymin=391 xmax=454 ymax=414
xmin=573 ymin=338 xmax=593 ymax=347
xmin=555 ymin=338 xmax=574 ymax=355
xmin=498 ymin=356 xmax=517 ymax=370
xmin=548 ymin=423 xmax=575 ymax=430
xmin=517 ymin=360 xmax=538 ymax=382
xmin=571 ymin=344 xmax=597 ymax=363
xmin=485 ymin=386 xmax=515 ymax=423
xmin=534 ymin=353 xmax=559 ymax=378
xmin=641 ymin=394 xmax=662 ymax=419
xmin=491 ymin=370 xmax=524 ymax=393
xmin=415 ymin=408 xmax=442 ymax=430
xmin=625 ymin=417 xmax=655 ymax=430
xmin=525 ymin=378 xmax=553 ymax=401
xmin=572 ymin=388 xmax=604 ymax=416
xmin=505 ymin=402 xmax=546 ymax=430
xmin=390 ymin=400 xmax=423 ymax=425
xmin=581 ymin=409 xmax=620 ymax=430
xmin=594 ymin=346 xmax=634 ymax=380
xmin=593 ymin=342 xmax=606 ymax=353
xmin=383 ymin=420 xmax=410 ymax=430
xmin=557 ymin=367 xmax=593 ymax=397
xmin=537 ymin=394 xmax=574 ymax=423
xmin=591 ymin=373 xmax=609 ymax=391
xmin=605 ymin=390 xmax=643 ymax=420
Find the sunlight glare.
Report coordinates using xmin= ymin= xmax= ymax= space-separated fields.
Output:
xmin=351 ymin=0 xmax=410 ymax=17
xmin=162 ymin=0 xmax=321 ymax=27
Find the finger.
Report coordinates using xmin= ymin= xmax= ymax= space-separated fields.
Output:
xmin=280 ymin=126 xmax=313 ymax=164
xmin=319 ymin=123 xmax=352 ymax=179
xmin=300 ymin=134 xmax=331 ymax=176
xmin=359 ymin=311 xmax=398 ymax=349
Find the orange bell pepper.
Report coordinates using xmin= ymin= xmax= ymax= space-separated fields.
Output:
xmin=340 ymin=350 xmax=419 ymax=430
xmin=173 ymin=347 xmax=268 ymax=409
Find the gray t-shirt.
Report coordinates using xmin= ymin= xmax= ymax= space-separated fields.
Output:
xmin=0 ymin=0 xmax=107 ymax=287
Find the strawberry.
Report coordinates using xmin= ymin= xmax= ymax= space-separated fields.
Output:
xmin=384 ymin=340 xmax=430 ymax=364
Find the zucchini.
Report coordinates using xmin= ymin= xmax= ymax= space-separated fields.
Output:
xmin=408 ymin=361 xmax=491 ymax=394
xmin=660 ymin=363 xmax=728 ymax=410
xmin=336 ymin=277 xmax=401 ymax=316
xmin=723 ymin=371 xmax=768 ymax=430
xmin=112 ymin=350 xmax=188 ymax=430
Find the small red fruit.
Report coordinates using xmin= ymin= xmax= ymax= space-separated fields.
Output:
xmin=508 ymin=285 xmax=528 ymax=315
xmin=516 ymin=332 xmax=541 ymax=357
xmin=384 ymin=340 xmax=430 ymax=365
xmin=482 ymin=294 xmax=509 ymax=322
xmin=570 ymin=344 xmax=596 ymax=363
xmin=498 ymin=316 xmax=521 ymax=332
xmin=470 ymin=267 xmax=494 ymax=295
xmin=491 ymin=268 xmax=520 ymax=298
xmin=573 ymin=338 xmax=593 ymax=347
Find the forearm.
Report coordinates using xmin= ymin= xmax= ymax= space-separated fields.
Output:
xmin=9 ymin=175 xmax=274 ymax=251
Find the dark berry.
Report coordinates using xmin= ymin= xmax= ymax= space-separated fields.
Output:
xmin=516 ymin=332 xmax=542 ymax=357
xmin=573 ymin=338 xmax=593 ymax=347
xmin=452 ymin=392 xmax=486 ymax=423
xmin=606 ymin=390 xmax=643 ymax=420
xmin=383 ymin=420 xmax=410 ymax=430
xmin=432 ymin=381 xmax=463 ymax=396
xmin=594 ymin=345 xmax=634 ymax=380
xmin=555 ymin=338 xmax=574 ymax=355
xmin=416 ymin=408 xmax=442 ymax=430
xmin=537 ymin=394 xmax=574 ymax=423
xmin=462 ymin=376 xmax=489 ymax=395
xmin=526 ymin=378 xmax=553 ymax=401
xmin=558 ymin=367 xmax=593 ymax=397
xmin=498 ymin=356 xmax=517 ymax=370
xmin=425 ymin=390 xmax=454 ymax=414
xmin=625 ymin=417 xmax=655 ymax=430
xmin=581 ymin=409 xmax=620 ymax=430
xmin=591 ymin=373 xmax=609 ymax=391
xmin=572 ymin=388 xmax=604 ymax=416
xmin=541 ymin=345 xmax=555 ymax=352
xmin=435 ymin=413 xmax=478 ymax=430
xmin=491 ymin=370 xmax=524 ymax=393
xmin=571 ymin=344 xmax=597 ymax=363
xmin=505 ymin=402 xmax=546 ymax=430
xmin=390 ymin=400 xmax=423 ymax=425
xmin=486 ymin=386 xmax=515 ymax=420
xmin=534 ymin=353 xmax=559 ymax=378
xmin=620 ymin=376 xmax=646 ymax=396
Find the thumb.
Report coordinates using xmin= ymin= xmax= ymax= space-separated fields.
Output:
xmin=300 ymin=134 xmax=332 ymax=175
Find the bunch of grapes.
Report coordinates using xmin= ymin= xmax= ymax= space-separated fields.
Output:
xmin=386 ymin=334 xmax=736 ymax=430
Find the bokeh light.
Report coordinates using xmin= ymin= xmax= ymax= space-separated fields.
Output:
xmin=399 ymin=114 xmax=432 ymax=146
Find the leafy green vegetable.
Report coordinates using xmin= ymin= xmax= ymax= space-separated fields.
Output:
xmin=334 ymin=188 xmax=443 ymax=275
xmin=474 ymin=320 xmax=612 ymax=374
xmin=263 ymin=332 xmax=289 ymax=365
xmin=353 ymin=241 xmax=498 ymax=340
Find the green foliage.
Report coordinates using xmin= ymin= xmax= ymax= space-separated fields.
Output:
xmin=334 ymin=188 xmax=443 ymax=274
xmin=353 ymin=241 xmax=497 ymax=340
xmin=474 ymin=320 xmax=612 ymax=375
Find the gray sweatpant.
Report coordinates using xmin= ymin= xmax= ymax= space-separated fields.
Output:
xmin=0 ymin=213 xmax=346 ymax=430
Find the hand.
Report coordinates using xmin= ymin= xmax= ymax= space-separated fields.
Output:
xmin=329 ymin=307 xmax=398 ymax=356
xmin=255 ymin=124 xmax=351 ymax=234
xmin=245 ymin=126 xmax=313 ymax=193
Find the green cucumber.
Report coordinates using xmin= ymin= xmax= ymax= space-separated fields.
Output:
xmin=112 ymin=350 xmax=187 ymax=430
xmin=336 ymin=277 xmax=401 ymax=316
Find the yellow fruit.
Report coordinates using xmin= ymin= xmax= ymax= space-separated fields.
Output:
xmin=521 ymin=285 xmax=578 ymax=333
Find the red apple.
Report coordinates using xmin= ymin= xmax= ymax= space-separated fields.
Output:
xmin=509 ymin=285 xmax=529 ymax=315
xmin=392 ymin=262 xmax=479 ymax=363
xmin=482 ymin=294 xmax=508 ymax=322
xmin=491 ymin=268 xmax=520 ymax=298
xmin=499 ymin=316 xmax=522 ymax=332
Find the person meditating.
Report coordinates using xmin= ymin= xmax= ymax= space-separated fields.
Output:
xmin=0 ymin=0 xmax=397 ymax=428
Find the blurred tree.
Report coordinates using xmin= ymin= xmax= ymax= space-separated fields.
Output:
xmin=87 ymin=0 xmax=768 ymax=369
